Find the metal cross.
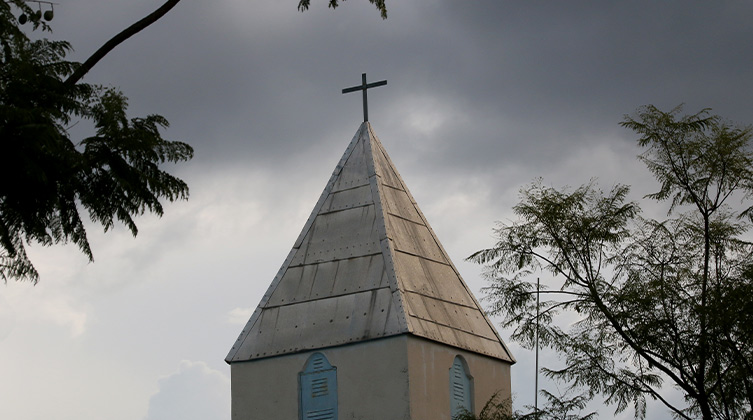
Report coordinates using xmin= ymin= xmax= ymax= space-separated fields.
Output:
xmin=342 ymin=73 xmax=387 ymax=122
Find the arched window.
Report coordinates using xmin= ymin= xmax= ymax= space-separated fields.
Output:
xmin=449 ymin=355 xmax=473 ymax=419
xmin=299 ymin=352 xmax=338 ymax=420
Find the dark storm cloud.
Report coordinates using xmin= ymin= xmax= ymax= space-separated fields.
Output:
xmin=48 ymin=1 xmax=753 ymax=178
xmin=393 ymin=2 xmax=753 ymax=171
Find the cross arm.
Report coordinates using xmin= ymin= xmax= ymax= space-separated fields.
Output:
xmin=342 ymin=80 xmax=387 ymax=94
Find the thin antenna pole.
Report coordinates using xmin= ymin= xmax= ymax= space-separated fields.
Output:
xmin=535 ymin=277 xmax=540 ymax=419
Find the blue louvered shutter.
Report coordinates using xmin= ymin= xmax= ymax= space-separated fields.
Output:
xmin=300 ymin=353 xmax=337 ymax=420
xmin=450 ymin=356 xmax=473 ymax=419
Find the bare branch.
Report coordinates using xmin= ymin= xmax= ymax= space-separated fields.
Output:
xmin=64 ymin=0 xmax=182 ymax=86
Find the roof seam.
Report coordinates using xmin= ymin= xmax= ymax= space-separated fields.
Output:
xmin=225 ymin=123 xmax=369 ymax=363
xmin=367 ymin=124 xmax=516 ymax=363
xmin=287 ymin=252 xmax=383 ymax=268
xmin=390 ymin=248 xmax=450 ymax=266
xmin=292 ymin=124 xmax=367 ymax=249
xmin=329 ymin=183 xmax=371 ymax=194
xmin=262 ymin=285 xmax=392 ymax=309
xmin=365 ymin=123 xmax=413 ymax=333
xmin=384 ymin=211 xmax=425 ymax=226
xmin=407 ymin=316 xmax=502 ymax=341
xmin=379 ymin=183 xmax=406 ymax=193
xmin=318 ymin=202 xmax=374 ymax=216
xmin=401 ymin=289 xmax=480 ymax=310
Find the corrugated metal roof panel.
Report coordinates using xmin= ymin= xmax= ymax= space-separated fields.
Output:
xmin=226 ymin=122 xmax=514 ymax=364
xmin=332 ymin=135 xmax=369 ymax=193
xmin=403 ymin=292 xmax=499 ymax=341
xmin=409 ymin=318 xmax=507 ymax=360
xmin=371 ymin=137 xmax=405 ymax=190
xmin=329 ymin=254 xmax=389 ymax=294
xmin=320 ymin=185 xmax=374 ymax=214
xmin=393 ymin=251 xmax=476 ymax=308
xmin=266 ymin=256 xmax=389 ymax=307
xmin=380 ymin=185 xmax=423 ymax=224
xmin=266 ymin=265 xmax=306 ymax=306
xmin=290 ymin=205 xmax=382 ymax=266
xmin=386 ymin=214 xmax=447 ymax=263
xmin=230 ymin=288 xmax=407 ymax=361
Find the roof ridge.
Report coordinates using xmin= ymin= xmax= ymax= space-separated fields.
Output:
xmin=225 ymin=124 xmax=370 ymax=363
xmin=363 ymin=123 xmax=414 ymax=334
xmin=365 ymin=124 xmax=514 ymax=362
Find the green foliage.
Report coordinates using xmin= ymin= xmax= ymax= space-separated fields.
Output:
xmin=453 ymin=392 xmax=515 ymax=420
xmin=0 ymin=1 xmax=193 ymax=283
xmin=453 ymin=390 xmax=596 ymax=420
xmin=469 ymin=106 xmax=753 ymax=419
xmin=534 ymin=390 xmax=598 ymax=420
xmin=297 ymin=0 xmax=388 ymax=19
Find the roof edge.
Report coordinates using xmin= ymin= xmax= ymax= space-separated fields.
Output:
xmin=225 ymin=123 xmax=369 ymax=363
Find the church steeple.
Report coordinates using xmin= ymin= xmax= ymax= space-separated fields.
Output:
xmin=226 ymin=123 xmax=513 ymax=364
xmin=227 ymin=122 xmax=513 ymax=420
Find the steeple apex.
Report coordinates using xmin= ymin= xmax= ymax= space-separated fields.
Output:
xmin=226 ymin=123 xmax=513 ymax=364
xmin=341 ymin=73 xmax=387 ymax=122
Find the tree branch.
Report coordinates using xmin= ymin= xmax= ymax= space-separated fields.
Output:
xmin=64 ymin=0 xmax=183 ymax=87
xmin=587 ymin=282 xmax=700 ymax=403
xmin=587 ymin=346 xmax=694 ymax=420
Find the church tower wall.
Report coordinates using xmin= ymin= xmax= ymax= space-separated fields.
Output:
xmin=231 ymin=334 xmax=511 ymax=420
xmin=231 ymin=335 xmax=411 ymax=420
xmin=405 ymin=336 xmax=511 ymax=419
xmin=228 ymin=122 xmax=514 ymax=420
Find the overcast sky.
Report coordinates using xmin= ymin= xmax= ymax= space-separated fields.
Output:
xmin=2 ymin=1 xmax=752 ymax=419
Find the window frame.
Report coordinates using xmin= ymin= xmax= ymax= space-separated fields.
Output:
xmin=299 ymin=352 xmax=338 ymax=420
xmin=449 ymin=355 xmax=474 ymax=419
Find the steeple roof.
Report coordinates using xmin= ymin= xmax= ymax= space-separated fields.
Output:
xmin=226 ymin=123 xmax=514 ymax=363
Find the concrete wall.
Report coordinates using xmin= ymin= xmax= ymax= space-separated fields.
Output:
xmin=231 ymin=335 xmax=411 ymax=420
xmin=405 ymin=336 xmax=512 ymax=419
xmin=230 ymin=335 xmax=511 ymax=420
